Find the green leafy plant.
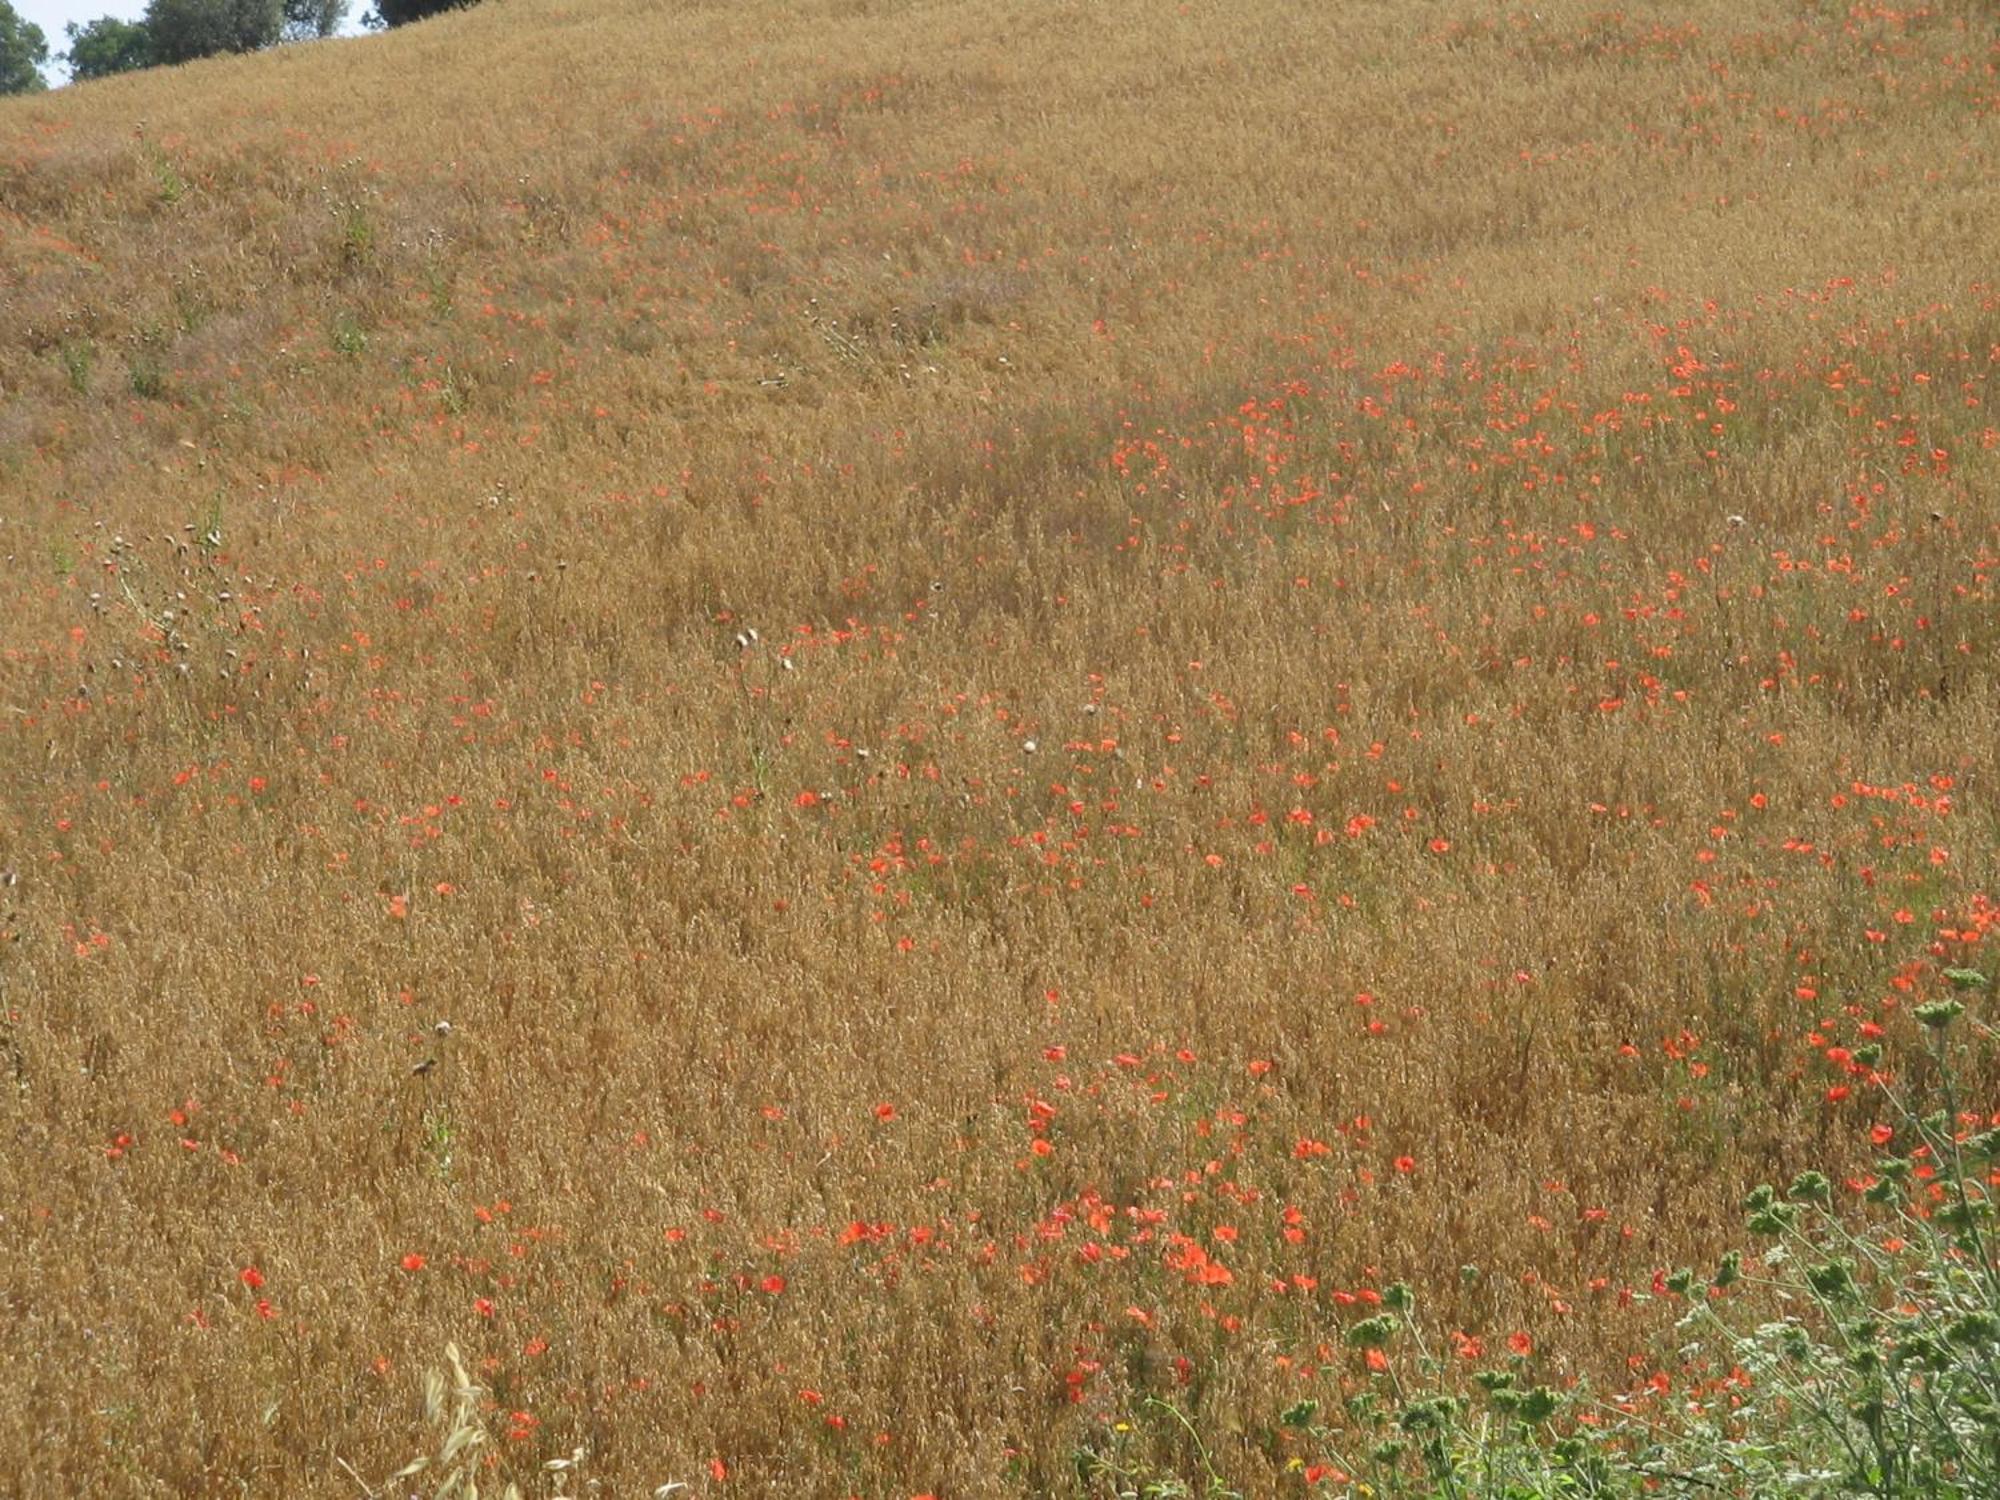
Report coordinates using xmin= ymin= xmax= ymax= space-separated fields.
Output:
xmin=1075 ymin=1398 xmax=1245 ymax=1499
xmin=1272 ymin=1291 xmax=1612 ymax=1499
xmin=1665 ymin=974 xmax=1998 ymax=1498
xmin=142 ymin=141 xmax=186 ymax=204
xmin=58 ymin=338 xmax=97 ymax=394
xmin=129 ymin=338 xmax=170 ymax=398
xmin=1105 ymin=975 xmax=1996 ymax=1497
xmin=330 ymin=309 xmax=368 ymax=356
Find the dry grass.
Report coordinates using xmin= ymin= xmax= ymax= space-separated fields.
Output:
xmin=1 ymin=0 xmax=1997 ymax=1493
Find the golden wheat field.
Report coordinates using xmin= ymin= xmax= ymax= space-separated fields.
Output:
xmin=1 ymin=0 xmax=1997 ymax=1494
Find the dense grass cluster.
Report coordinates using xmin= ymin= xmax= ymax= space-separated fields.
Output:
xmin=1 ymin=0 xmax=1996 ymax=1494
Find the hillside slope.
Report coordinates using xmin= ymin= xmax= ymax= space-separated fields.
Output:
xmin=2 ymin=1 xmax=1998 ymax=1494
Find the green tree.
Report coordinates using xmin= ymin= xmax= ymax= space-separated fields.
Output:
xmin=368 ymin=0 xmax=476 ymax=28
xmin=283 ymin=0 xmax=348 ymax=40
xmin=0 ymin=0 xmax=50 ymax=94
xmin=143 ymin=0 xmax=281 ymax=64
xmin=63 ymin=16 xmax=154 ymax=80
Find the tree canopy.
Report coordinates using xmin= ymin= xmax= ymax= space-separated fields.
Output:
xmin=143 ymin=0 xmax=283 ymax=65
xmin=64 ymin=16 xmax=154 ymax=81
xmin=369 ymin=0 xmax=477 ymax=28
xmin=283 ymin=0 xmax=348 ymax=41
xmin=0 ymin=0 xmax=49 ymax=93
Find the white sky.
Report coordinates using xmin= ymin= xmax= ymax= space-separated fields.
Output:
xmin=15 ymin=0 xmax=143 ymax=49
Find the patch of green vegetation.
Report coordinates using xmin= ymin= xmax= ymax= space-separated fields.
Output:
xmin=58 ymin=339 xmax=96 ymax=394
xmin=330 ymin=310 xmax=368 ymax=357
